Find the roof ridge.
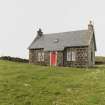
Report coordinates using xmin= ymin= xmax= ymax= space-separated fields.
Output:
xmin=44 ymin=29 xmax=88 ymax=35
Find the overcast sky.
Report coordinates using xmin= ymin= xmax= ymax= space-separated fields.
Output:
xmin=0 ymin=0 xmax=104 ymax=58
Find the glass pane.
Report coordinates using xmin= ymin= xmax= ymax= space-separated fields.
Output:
xmin=72 ymin=51 xmax=76 ymax=61
xmin=67 ymin=50 xmax=71 ymax=61
xmin=38 ymin=52 xmax=41 ymax=61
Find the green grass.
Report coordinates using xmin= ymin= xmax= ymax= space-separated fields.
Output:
xmin=0 ymin=60 xmax=105 ymax=105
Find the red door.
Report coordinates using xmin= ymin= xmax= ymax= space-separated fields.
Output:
xmin=50 ymin=52 xmax=57 ymax=66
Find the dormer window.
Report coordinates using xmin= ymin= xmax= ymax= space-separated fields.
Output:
xmin=54 ymin=39 xmax=59 ymax=43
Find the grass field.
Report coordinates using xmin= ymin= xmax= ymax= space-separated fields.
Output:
xmin=0 ymin=60 xmax=105 ymax=105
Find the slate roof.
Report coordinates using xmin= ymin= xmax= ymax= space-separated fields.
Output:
xmin=29 ymin=30 xmax=94 ymax=51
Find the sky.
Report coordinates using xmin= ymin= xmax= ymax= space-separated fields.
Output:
xmin=0 ymin=0 xmax=104 ymax=58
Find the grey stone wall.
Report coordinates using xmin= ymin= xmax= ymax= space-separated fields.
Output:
xmin=29 ymin=49 xmax=50 ymax=66
xmin=88 ymin=37 xmax=95 ymax=67
xmin=63 ymin=47 xmax=89 ymax=67
xmin=29 ymin=46 xmax=95 ymax=67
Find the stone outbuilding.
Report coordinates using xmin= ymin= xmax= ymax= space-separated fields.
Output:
xmin=28 ymin=21 xmax=96 ymax=67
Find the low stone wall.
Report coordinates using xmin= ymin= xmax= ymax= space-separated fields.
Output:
xmin=95 ymin=56 xmax=105 ymax=65
xmin=0 ymin=56 xmax=29 ymax=63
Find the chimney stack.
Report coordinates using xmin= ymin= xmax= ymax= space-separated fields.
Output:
xmin=37 ymin=28 xmax=43 ymax=37
xmin=88 ymin=21 xmax=94 ymax=32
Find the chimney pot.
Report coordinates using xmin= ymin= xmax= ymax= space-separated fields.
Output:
xmin=88 ymin=21 xmax=94 ymax=31
xmin=37 ymin=28 xmax=43 ymax=37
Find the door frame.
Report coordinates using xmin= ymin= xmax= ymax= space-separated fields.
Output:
xmin=50 ymin=51 xmax=57 ymax=66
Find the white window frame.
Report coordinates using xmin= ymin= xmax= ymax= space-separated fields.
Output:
xmin=38 ymin=52 xmax=44 ymax=61
xmin=67 ymin=50 xmax=76 ymax=61
xmin=38 ymin=52 xmax=41 ymax=61
xmin=72 ymin=51 xmax=76 ymax=61
xmin=67 ymin=50 xmax=72 ymax=61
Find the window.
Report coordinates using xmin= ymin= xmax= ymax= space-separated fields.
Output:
xmin=38 ymin=52 xmax=44 ymax=61
xmin=67 ymin=50 xmax=72 ymax=61
xmin=67 ymin=50 xmax=76 ymax=61
xmin=72 ymin=51 xmax=76 ymax=61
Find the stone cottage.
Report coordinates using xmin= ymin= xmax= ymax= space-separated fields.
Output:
xmin=28 ymin=21 xmax=96 ymax=67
